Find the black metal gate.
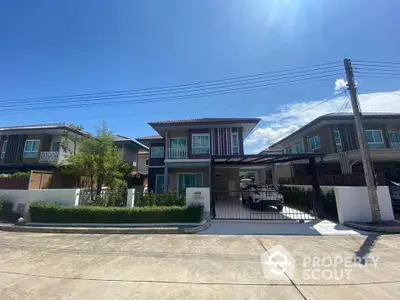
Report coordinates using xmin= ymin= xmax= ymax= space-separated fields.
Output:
xmin=211 ymin=189 xmax=318 ymax=221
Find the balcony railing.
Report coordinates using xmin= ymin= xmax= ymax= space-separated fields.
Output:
xmin=390 ymin=142 xmax=400 ymax=149
xmin=167 ymin=147 xmax=187 ymax=159
xmin=39 ymin=151 xmax=60 ymax=163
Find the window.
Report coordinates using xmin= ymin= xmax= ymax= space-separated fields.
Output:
xmin=170 ymin=138 xmax=187 ymax=148
xmin=23 ymin=139 xmax=40 ymax=158
xmin=192 ymin=134 xmax=210 ymax=154
xmin=231 ymin=132 xmax=239 ymax=154
xmin=295 ymin=141 xmax=304 ymax=153
xmin=388 ymin=132 xmax=400 ymax=143
xmin=333 ymin=130 xmax=343 ymax=152
xmin=177 ymin=173 xmax=203 ymax=195
xmin=365 ymin=130 xmax=385 ymax=149
xmin=1 ymin=141 xmax=7 ymax=159
xmin=151 ymin=146 xmax=164 ymax=158
xmin=50 ymin=141 xmax=61 ymax=152
xmin=285 ymin=146 xmax=292 ymax=154
xmin=155 ymin=174 xmax=165 ymax=194
xmin=145 ymin=158 xmax=149 ymax=166
xmin=308 ymin=135 xmax=321 ymax=151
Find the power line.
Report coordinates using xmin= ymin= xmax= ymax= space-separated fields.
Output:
xmin=265 ymin=90 xmax=346 ymax=124
xmin=338 ymin=91 xmax=350 ymax=113
xmin=353 ymin=60 xmax=400 ymax=65
xmin=0 ymin=73 xmax=343 ymax=113
xmin=0 ymin=61 xmax=342 ymax=104
xmin=0 ymin=68 xmax=345 ymax=109
xmin=354 ymin=74 xmax=400 ymax=79
xmin=0 ymin=91 xmax=347 ymax=130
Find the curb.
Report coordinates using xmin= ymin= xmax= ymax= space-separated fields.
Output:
xmin=0 ymin=220 xmax=211 ymax=234
xmin=344 ymin=222 xmax=400 ymax=234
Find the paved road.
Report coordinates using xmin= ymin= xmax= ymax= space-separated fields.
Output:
xmin=1 ymin=231 xmax=399 ymax=299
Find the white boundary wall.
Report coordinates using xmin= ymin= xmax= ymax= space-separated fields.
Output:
xmin=0 ymin=189 xmax=80 ymax=215
xmin=334 ymin=186 xmax=394 ymax=224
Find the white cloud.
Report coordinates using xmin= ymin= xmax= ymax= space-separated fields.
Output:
xmin=335 ymin=78 xmax=347 ymax=92
xmin=245 ymin=90 xmax=400 ymax=153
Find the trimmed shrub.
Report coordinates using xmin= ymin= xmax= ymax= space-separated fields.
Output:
xmin=29 ymin=201 xmax=203 ymax=223
xmin=0 ymin=199 xmax=18 ymax=222
xmin=136 ymin=190 xmax=185 ymax=207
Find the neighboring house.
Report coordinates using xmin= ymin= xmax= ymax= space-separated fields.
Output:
xmin=137 ymin=118 xmax=260 ymax=194
xmin=265 ymin=113 xmax=400 ymax=184
xmin=0 ymin=123 xmax=88 ymax=173
xmin=137 ymin=150 xmax=149 ymax=175
xmin=0 ymin=123 xmax=147 ymax=173
xmin=112 ymin=135 xmax=149 ymax=168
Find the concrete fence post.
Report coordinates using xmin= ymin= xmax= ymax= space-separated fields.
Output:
xmin=126 ymin=189 xmax=135 ymax=208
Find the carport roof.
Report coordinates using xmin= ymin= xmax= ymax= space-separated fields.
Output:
xmin=212 ymin=153 xmax=324 ymax=165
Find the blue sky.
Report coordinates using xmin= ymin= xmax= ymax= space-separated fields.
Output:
xmin=1 ymin=0 xmax=400 ymax=153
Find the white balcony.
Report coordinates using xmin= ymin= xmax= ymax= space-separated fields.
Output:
xmin=168 ymin=147 xmax=187 ymax=159
xmin=390 ymin=142 xmax=400 ymax=149
xmin=39 ymin=151 xmax=60 ymax=163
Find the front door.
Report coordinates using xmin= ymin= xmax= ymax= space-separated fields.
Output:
xmin=178 ymin=174 xmax=196 ymax=195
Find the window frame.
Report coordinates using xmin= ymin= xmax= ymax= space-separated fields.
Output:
xmin=150 ymin=146 xmax=165 ymax=158
xmin=50 ymin=141 xmax=61 ymax=152
xmin=155 ymin=174 xmax=165 ymax=194
xmin=1 ymin=141 xmax=7 ymax=159
xmin=295 ymin=141 xmax=304 ymax=153
xmin=231 ymin=132 xmax=240 ymax=155
xmin=333 ymin=130 xmax=343 ymax=152
xmin=176 ymin=172 xmax=203 ymax=195
xmin=285 ymin=146 xmax=292 ymax=154
xmin=23 ymin=139 xmax=41 ymax=158
xmin=388 ymin=131 xmax=400 ymax=143
xmin=308 ymin=135 xmax=321 ymax=151
xmin=145 ymin=158 xmax=149 ymax=166
xmin=365 ymin=129 xmax=385 ymax=149
xmin=192 ymin=133 xmax=210 ymax=154
xmin=169 ymin=137 xmax=187 ymax=148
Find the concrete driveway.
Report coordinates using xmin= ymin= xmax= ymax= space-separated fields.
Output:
xmin=1 ymin=232 xmax=399 ymax=299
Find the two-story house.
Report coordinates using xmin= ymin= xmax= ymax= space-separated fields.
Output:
xmin=0 ymin=123 xmax=148 ymax=173
xmin=137 ymin=118 xmax=260 ymax=194
xmin=265 ymin=113 xmax=400 ymax=184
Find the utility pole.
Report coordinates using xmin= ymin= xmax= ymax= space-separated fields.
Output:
xmin=344 ymin=58 xmax=381 ymax=223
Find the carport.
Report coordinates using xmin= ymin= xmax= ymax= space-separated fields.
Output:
xmin=210 ymin=153 xmax=325 ymax=221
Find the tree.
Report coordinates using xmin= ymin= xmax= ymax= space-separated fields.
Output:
xmin=59 ymin=122 xmax=131 ymax=204
xmin=60 ymin=124 xmax=85 ymax=155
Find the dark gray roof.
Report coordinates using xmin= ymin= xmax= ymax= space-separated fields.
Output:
xmin=136 ymin=135 xmax=163 ymax=141
xmin=269 ymin=112 xmax=400 ymax=149
xmin=112 ymin=135 xmax=149 ymax=151
xmin=0 ymin=122 xmax=90 ymax=136
xmin=149 ymin=117 xmax=261 ymax=126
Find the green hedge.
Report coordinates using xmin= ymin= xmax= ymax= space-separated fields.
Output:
xmin=0 ymin=199 xmax=17 ymax=222
xmin=135 ymin=190 xmax=185 ymax=207
xmin=29 ymin=201 xmax=203 ymax=223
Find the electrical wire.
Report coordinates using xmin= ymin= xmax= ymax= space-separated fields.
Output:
xmin=0 ymin=69 xmax=345 ymax=109
xmin=0 ymin=61 xmax=342 ymax=105
xmin=352 ymin=60 xmax=400 ymax=65
xmin=266 ymin=90 xmax=347 ymax=124
xmin=0 ymin=72 xmax=344 ymax=113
